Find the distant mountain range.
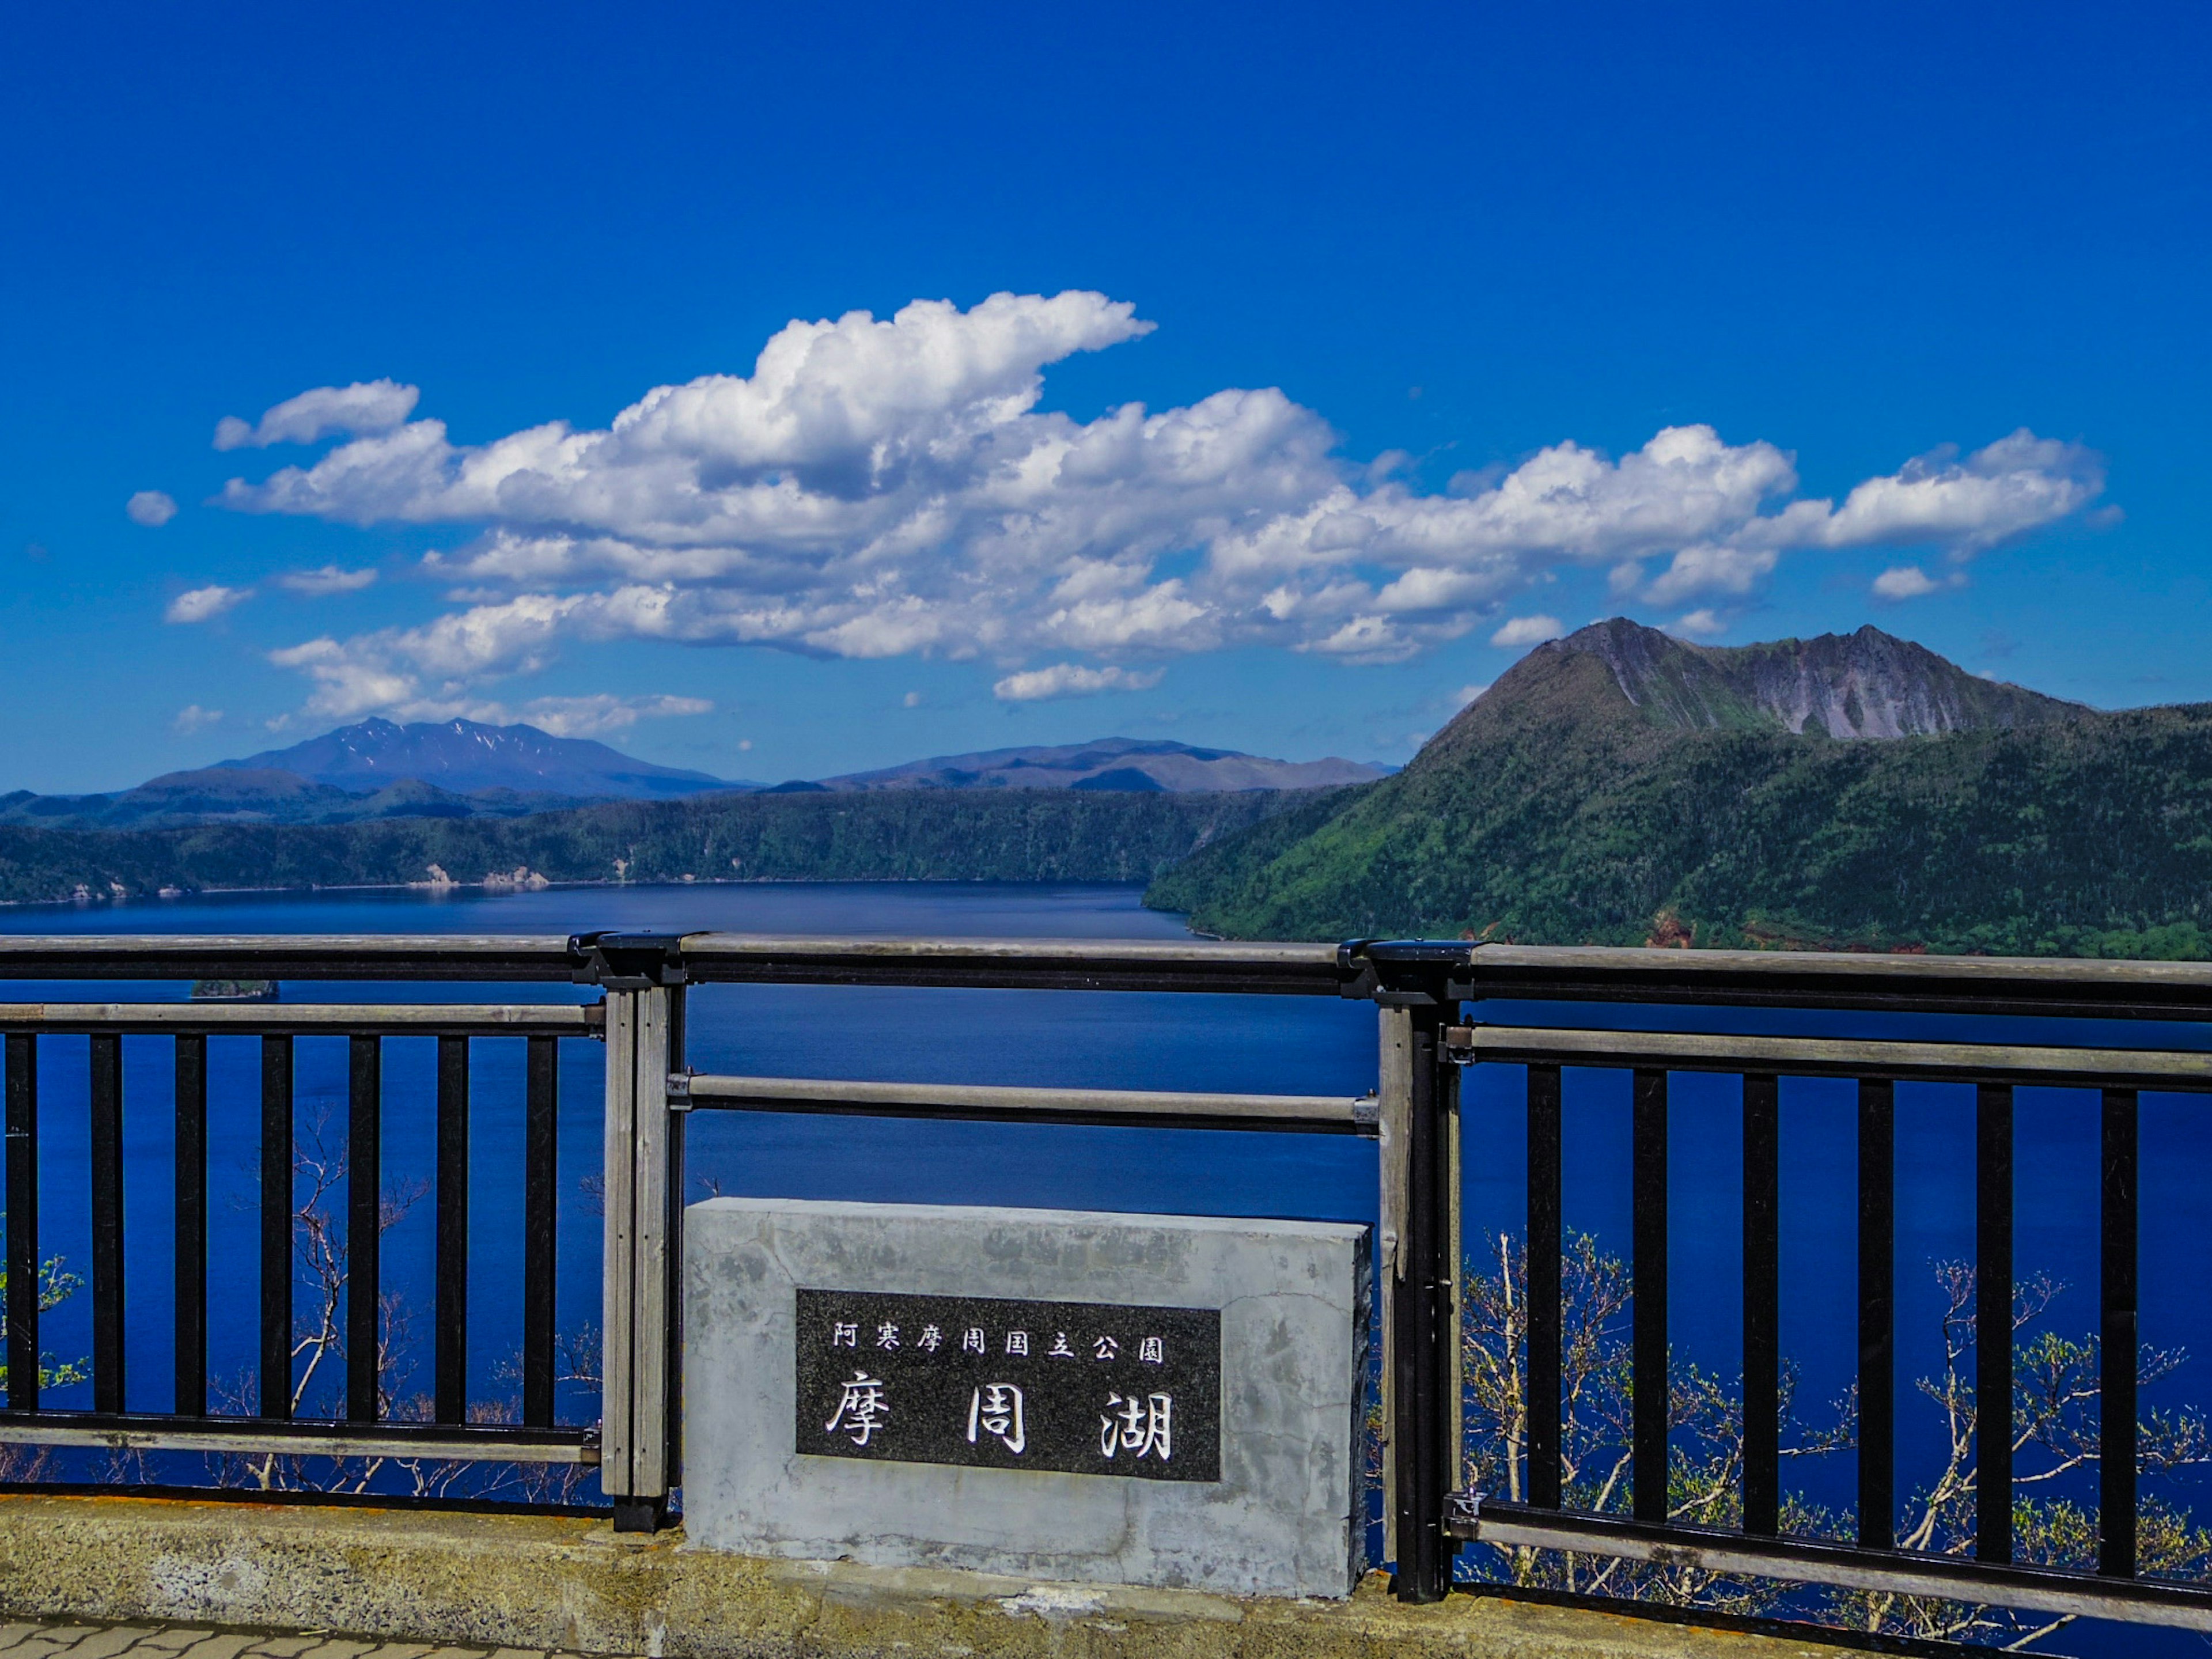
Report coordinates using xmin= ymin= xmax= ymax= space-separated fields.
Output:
xmin=0 ymin=720 xmax=1388 ymax=830
xmin=17 ymin=619 xmax=2212 ymax=961
xmin=1147 ymin=619 xmax=2212 ymax=956
xmin=795 ymin=737 xmax=1388 ymax=794
xmin=219 ymin=717 xmax=741 ymax=798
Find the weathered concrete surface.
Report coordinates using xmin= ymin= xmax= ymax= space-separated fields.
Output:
xmin=0 ymin=1494 xmax=1883 ymax=1659
xmin=685 ymin=1199 xmax=1369 ymax=1597
xmin=0 ymin=1612 xmax=598 ymax=1659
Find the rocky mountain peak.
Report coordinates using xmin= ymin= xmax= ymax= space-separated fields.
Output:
xmin=1539 ymin=618 xmax=2083 ymax=738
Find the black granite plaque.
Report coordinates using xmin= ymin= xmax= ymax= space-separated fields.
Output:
xmin=794 ymin=1289 xmax=1221 ymax=1482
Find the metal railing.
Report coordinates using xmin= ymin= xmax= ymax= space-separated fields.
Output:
xmin=1347 ymin=940 xmax=2212 ymax=1633
xmin=6 ymin=929 xmax=2212 ymax=1637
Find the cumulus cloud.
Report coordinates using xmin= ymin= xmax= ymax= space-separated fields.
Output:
xmin=166 ymin=584 xmax=251 ymax=624
xmin=1872 ymin=565 xmax=1941 ymax=600
xmin=1490 ymin=613 xmax=1562 ymax=649
xmin=276 ymin=564 xmax=379 ymax=596
xmin=215 ymin=379 xmax=421 ymax=450
xmin=992 ymin=663 xmax=1165 ymax=701
xmin=127 ymin=490 xmax=178 ymax=527
xmin=172 ymin=704 xmax=222 ymax=733
xmin=209 ymin=292 xmax=2105 ymax=716
xmin=505 ymin=693 xmax=713 ymax=737
xmin=1668 ymin=609 xmax=1728 ymax=639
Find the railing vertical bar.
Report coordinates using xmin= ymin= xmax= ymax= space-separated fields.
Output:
xmin=260 ymin=1034 xmax=293 ymax=1421
xmin=173 ymin=1033 xmax=207 ymax=1418
xmin=435 ymin=1034 xmax=469 ymax=1425
xmin=662 ymin=988 xmax=688 ymax=1499
xmin=1977 ymin=1082 xmax=2016 ymax=1562
xmin=1631 ymin=1067 xmax=1668 ymax=1525
xmin=522 ymin=1034 xmax=558 ymax=1430
xmin=1742 ymin=1071 xmax=1781 ymax=1537
xmin=626 ymin=987 xmax=673 ymax=1512
xmin=1858 ymin=1077 xmax=1895 ymax=1551
xmin=601 ymin=992 xmax=638 ymax=1505
xmin=1527 ymin=1062 xmax=1563 ymax=1510
xmin=2101 ymin=1087 xmax=2140 ymax=1578
xmin=5 ymin=1033 xmax=38 ymax=1411
xmin=1377 ymin=1007 xmax=1410 ymax=1566
xmin=1391 ymin=1013 xmax=1453 ymax=1599
xmin=346 ymin=1035 xmax=382 ymax=1422
xmin=89 ymin=1033 xmax=125 ymax=1414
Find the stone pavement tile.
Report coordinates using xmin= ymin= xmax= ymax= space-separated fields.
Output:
xmin=417 ymin=1647 xmax=494 ymax=1659
xmin=171 ymin=1634 xmax=261 ymax=1659
xmin=0 ymin=1627 xmax=50 ymax=1653
xmin=237 ymin=1642 xmax=317 ymax=1658
xmin=130 ymin=1635 xmax=212 ymax=1653
xmin=5 ymin=1636 xmax=93 ymax=1659
xmin=295 ymin=1641 xmax=375 ymax=1659
xmin=355 ymin=1645 xmax=434 ymax=1659
xmin=50 ymin=1627 xmax=160 ymax=1659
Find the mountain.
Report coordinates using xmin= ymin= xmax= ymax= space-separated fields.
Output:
xmin=816 ymin=738 xmax=1391 ymax=793
xmin=1 ymin=725 xmax=1388 ymax=830
xmin=1145 ymin=620 xmax=2212 ymax=957
xmin=218 ymin=717 xmax=748 ymax=800
xmin=0 ymin=787 xmax=1308 ymax=900
xmin=1553 ymin=616 xmax=2081 ymax=736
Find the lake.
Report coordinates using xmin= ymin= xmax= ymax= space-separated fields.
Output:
xmin=3 ymin=882 xmax=2207 ymax=1653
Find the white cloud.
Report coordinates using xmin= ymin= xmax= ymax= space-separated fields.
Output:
xmin=1820 ymin=431 xmax=2103 ymax=554
xmin=166 ymin=585 xmax=251 ymax=624
xmin=1489 ymin=613 xmax=1562 ymax=649
xmin=1872 ymin=565 xmax=1941 ymax=600
xmin=506 ymin=693 xmax=713 ymax=737
xmin=172 ymin=704 xmax=222 ymax=733
xmin=992 ymin=662 xmax=1165 ymax=701
xmin=1669 ymin=608 xmax=1726 ymax=639
xmin=214 ymin=379 xmax=421 ymax=450
xmin=1452 ymin=683 xmax=1491 ymax=709
xmin=127 ymin=490 xmax=178 ymax=527
xmin=902 ymin=690 xmax=922 ymax=707
xmin=276 ymin=565 xmax=379 ymax=596
xmin=210 ymin=292 xmax=2105 ymax=718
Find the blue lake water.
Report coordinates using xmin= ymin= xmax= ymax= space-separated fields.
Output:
xmin=3 ymin=882 xmax=2209 ymax=1653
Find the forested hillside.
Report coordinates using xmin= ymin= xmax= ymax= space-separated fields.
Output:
xmin=1147 ymin=624 xmax=2212 ymax=957
xmin=0 ymin=788 xmax=1294 ymax=905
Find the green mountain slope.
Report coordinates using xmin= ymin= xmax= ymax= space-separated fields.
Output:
xmin=1146 ymin=623 xmax=2212 ymax=957
xmin=0 ymin=787 xmax=1298 ymax=906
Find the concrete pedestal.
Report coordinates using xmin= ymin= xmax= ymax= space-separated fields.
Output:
xmin=681 ymin=1199 xmax=1370 ymax=1597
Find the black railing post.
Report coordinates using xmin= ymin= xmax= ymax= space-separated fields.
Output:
xmin=2101 ymin=1088 xmax=2140 ymax=1578
xmin=435 ymin=1033 xmax=470 ymax=1425
xmin=261 ymin=1033 xmax=293 ymax=1420
xmin=522 ymin=1034 xmax=559 ymax=1429
xmin=5 ymin=1033 xmax=38 ymax=1411
xmin=1742 ymin=1072 xmax=1781 ymax=1536
xmin=1858 ymin=1078 xmax=1895 ymax=1551
xmin=1978 ymin=1082 xmax=2016 ymax=1562
xmin=347 ymin=1035 xmax=382 ymax=1422
xmin=174 ymin=1033 xmax=207 ymax=1418
xmin=89 ymin=1033 xmax=125 ymax=1414
xmin=1631 ymin=1068 xmax=1669 ymax=1524
xmin=575 ymin=930 xmax=689 ymax=1534
xmin=1526 ymin=1062 xmax=1563 ymax=1510
xmin=1390 ymin=1006 xmax=1456 ymax=1600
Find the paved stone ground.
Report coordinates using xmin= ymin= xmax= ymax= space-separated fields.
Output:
xmin=0 ymin=1622 xmax=609 ymax=1659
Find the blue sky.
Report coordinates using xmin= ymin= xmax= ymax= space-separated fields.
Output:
xmin=2 ymin=0 xmax=2205 ymax=793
